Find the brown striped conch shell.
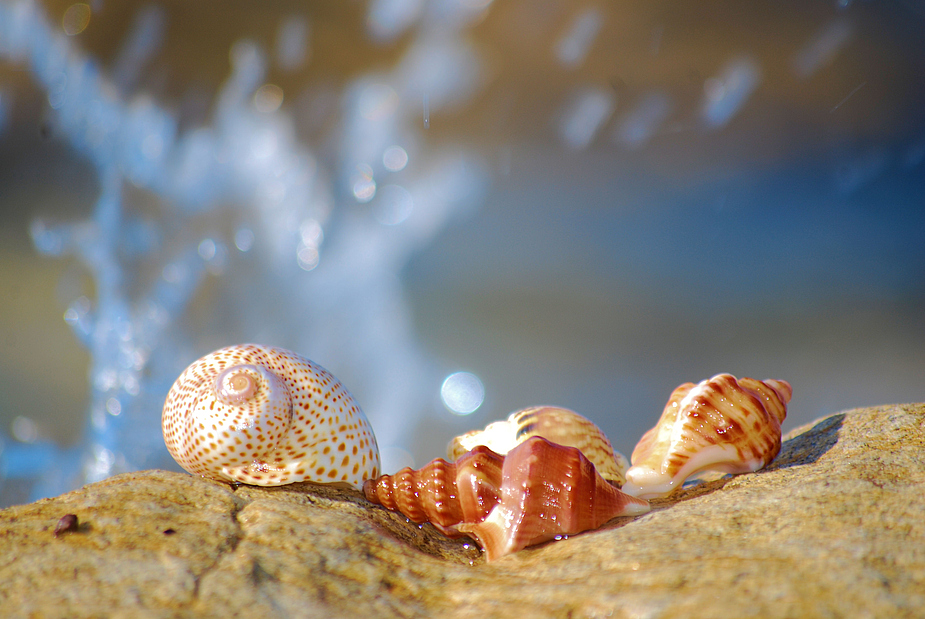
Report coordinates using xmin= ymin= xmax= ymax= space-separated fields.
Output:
xmin=621 ymin=373 xmax=792 ymax=500
xmin=162 ymin=344 xmax=380 ymax=489
xmin=363 ymin=445 xmax=504 ymax=537
xmin=364 ymin=436 xmax=650 ymax=561
xmin=447 ymin=406 xmax=630 ymax=486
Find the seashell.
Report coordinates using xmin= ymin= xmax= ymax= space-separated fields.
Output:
xmin=459 ymin=437 xmax=650 ymax=561
xmin=363 ymin=445 xmax=504 ymax=537
xmin=447 ymin=406 xmax=629 ymax=486
xmin=365 ymin=436 xmax=649 ymax=561
xmin=162 ymin=343 xmax=380 ymax=489
xmin=622 ymin=373 xmax=792 ymax=500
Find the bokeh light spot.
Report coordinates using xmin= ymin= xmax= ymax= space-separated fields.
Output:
xmin=440 ymin=372 xmax=485 ymax=415
xmin=351 ymin=163 xmax=377 ymax=202
xmin=254 ymin=84 xmax=284 ymax=113
xmin=383 ymin=145 xmax=409 ymax=172
xmin=62 ymin=3 xmax=91 ymax=36
xmin=198 ymin=238 xmax=217 ymax=261
xmin=234 ymin=228 xmax=255 ymax=252
xmin=12 ymin=416 xmax=39 ymax=443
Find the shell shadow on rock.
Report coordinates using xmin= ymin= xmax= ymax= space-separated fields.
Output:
xmin=232 ymin=478 xmax=482 ymax=564
xmin=764 ymin=413 xmax=845 ymax=471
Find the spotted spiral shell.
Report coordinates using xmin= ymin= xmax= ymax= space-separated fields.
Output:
xmin=365 ymin=436 xmax=649 ymax=561
xmin=447 ymin=406 xmax=630 ymax=486
xmin=622 ymin=373 xmax=792 ymax=499
xmin=162 ymin=344 xmax=380 ymax=489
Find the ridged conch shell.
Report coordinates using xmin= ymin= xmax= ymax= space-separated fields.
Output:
xmin=447 ymin=406 xmax=630 ymax=486
xmin=363 ymin=445 xmax=504 ymax=536
xmin=162 ymin=344 xmax=380 ymax=489
xmin=364 ymin=436 xmax=649 ymax=561
xmin=622 ymin=373 xmax=792 ymax=499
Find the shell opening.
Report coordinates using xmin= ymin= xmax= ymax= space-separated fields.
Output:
xmin=215 ymin=365 xmax=261 ymax=405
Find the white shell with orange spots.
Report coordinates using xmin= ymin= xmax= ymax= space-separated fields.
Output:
xmin=162 ymin=344 xmax=380 ymax=489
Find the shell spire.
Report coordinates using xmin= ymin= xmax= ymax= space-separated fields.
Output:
xmin=162 ymin=344 xmax=380 ymax=489
xmin=365 ymin=436 xmax=649 ymax=561
xmin=622 ymin=373 xmax=792 ymax=499
xmin=363 ymin=445 xmax=503 ymax=536
xmin=447 ymin=406 xmax=629 ymax=486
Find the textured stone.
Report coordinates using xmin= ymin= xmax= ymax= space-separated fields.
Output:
xmin=1 ymin=403 xmax=923 ymax=618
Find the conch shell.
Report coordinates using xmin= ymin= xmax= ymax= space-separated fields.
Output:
xmin=363 ymin=445 xmax=503 ymax=536
xmin=364 ymin=436 xmax=649 ymax=561
xmin=447 ymin=406 xmax=629 ymax=486
xmin=162 ymin=344 xmax=380 ymax=489
xmin=622 ymin=373 xmax=792 ymax=499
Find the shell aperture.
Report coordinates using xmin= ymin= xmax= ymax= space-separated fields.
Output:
xmin=622 ymin=373 xmax=792 ymax=499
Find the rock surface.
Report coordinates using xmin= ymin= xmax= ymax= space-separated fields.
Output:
xmin=1 ymin=403 xmax=923 ymax=618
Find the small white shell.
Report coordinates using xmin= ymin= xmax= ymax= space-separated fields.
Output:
xmin=448 ymin=406 xmax=629 ymax=486
xmin=162 ymin=344 xmax=380 ymax=489
xmin=622 ymin=373 xmax=792 ymax=499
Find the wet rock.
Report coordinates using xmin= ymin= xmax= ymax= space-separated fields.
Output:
xmin=1 ymin=403 xmax=923 ymax=618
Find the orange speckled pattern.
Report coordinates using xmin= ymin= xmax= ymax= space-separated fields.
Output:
xmin=162 ymin=344 xmax=380 ymax=489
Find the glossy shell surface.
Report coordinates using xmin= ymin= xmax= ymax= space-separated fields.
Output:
xmin=365 ymin=436 xmax=649 ymax=561
xmin=162 ymin=344 xmax=380 ymax=488
xmin=622 ymin=373 xmax=792 ymax=499
xmin=447 ymin=406 xmax=629 ymax=486
xmin=363 ymin=445 xmax=503 ymax=537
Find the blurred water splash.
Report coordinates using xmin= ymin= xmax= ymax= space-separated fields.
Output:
xmin=615 ymin=91 xmax=672 ymax=148
xmin=0 ymin=0 xmax=487 ymax=503
xmin=793 ymin=18 xmax=853 ymax=79
xmin=558 ymin=85 xmax=615 ymax=150
xmin=554 ymin=7 xmax=602 ymax=69
xmin=111 ymin=5 xmax=165 ymax=93
xmin=701 ymin=57 xmax=761 ymax=129
xmin=275 ymin=14 xmax=310 ymax=73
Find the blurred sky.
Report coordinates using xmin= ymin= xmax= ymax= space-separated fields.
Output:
xmin=0 ymin=0 xmax=923 ymax=469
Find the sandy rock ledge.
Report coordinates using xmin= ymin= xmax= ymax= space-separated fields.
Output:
xmin=1 ymin=403 xmax=924 ymax=618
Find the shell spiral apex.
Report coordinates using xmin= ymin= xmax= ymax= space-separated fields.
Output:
xmin=447 ymin=406 xmax=630 ymax=486
xmin=622 ymin=373 xmax=792 ymax=499
xmin=162 ymin=343 xmax=380 ymax=489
